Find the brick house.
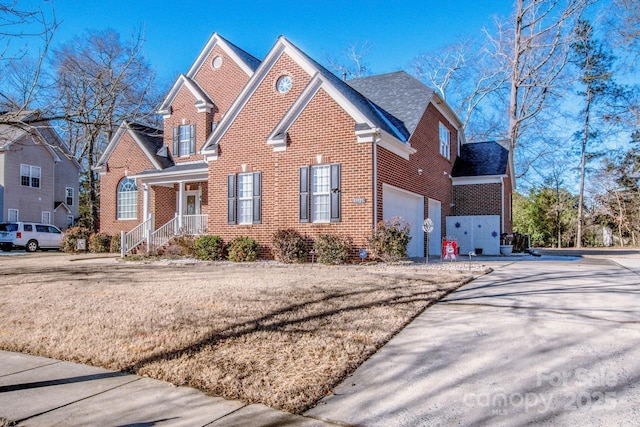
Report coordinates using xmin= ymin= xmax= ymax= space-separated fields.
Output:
xmin=0 ymin=111 xmax=80 ymax=230
xmin=95 ymin=33 xmax=513 ymax=257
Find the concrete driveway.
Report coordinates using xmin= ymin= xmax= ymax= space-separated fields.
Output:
xmin=306 ymin=255 xmax=640 ymax=426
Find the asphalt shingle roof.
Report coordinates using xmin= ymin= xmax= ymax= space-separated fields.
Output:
xmin=347 ymin=71 xmax=435 ymax=137
xmin=218 ymin=34 xmax=261 ymax=72
xmin=125 ymin=123 xmax=172 ymax=169
xmin=451 ymin=141 xmax=510 ymax=177
xmin=283 ymin=39 xmax=410 ymax=141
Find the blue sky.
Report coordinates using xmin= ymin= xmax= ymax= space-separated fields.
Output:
xmin=44 ymin=0 xmax=513 ymax=81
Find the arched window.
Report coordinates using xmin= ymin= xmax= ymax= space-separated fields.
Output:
xmin=117 ymin=178 xmax=137 ymax=220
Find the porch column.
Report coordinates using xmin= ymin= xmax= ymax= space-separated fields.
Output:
xmin=178 ymin=181 xmax=184 ymax=229
xmin=142 ymin=183 xmax=150 ymax=238
xmin=143 ymin=184 xmax=150 ymax=221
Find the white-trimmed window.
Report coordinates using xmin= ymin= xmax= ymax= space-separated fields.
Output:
xmin=66 ymin=187 xmax=74 ymax=206
xmin=172 ymin=124 xmax=195 ymax=157
xmin=20 ymin=164 xmax=41 ymax=188
xmin=312 ymin=165 xmax=331 ymax=222
xmin=299 ymin=164 xmax=341 ymax=223
xmin=42 ymin=211 xmax=51 ymax=224
xmin=67 ymin=215 xmax=74 ymax=227
xmin=439 ymin=123 xmax=450 ymax=159
xmin=238 ymin=173 xmax=254 ymax=225
xmin=227 ymin=172 xmax=262 ymax=225
xmin=7 ymin=209 xmax=18 ymax=222
xmin=117 ymin=178 xmax=137 ymax=220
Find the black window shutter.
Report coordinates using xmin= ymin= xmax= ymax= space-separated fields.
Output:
xmin=227 ymin=174 xmax=236 ymax=224
xmin=330 ymin=163 xmax=341 ymax=222
xmin=189 ymin=124 xmax=196 ymax=155
xmin=299 ymin=166 xmax=310 ymax=223
xmin=253 ymin=172 xmax=262 ymax=224
xmin=173 ymin=126 xmax=179 ymax=156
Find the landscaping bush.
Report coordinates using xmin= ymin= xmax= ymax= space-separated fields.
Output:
xmin=157 ymin=235 xmax=196 ymax=258
xmin=88 ymin=232 xmax=112 ymax=253
xmin=110 ymin=233 xmax=121 ymax=253
xmin=61 ymin=226 xmax=92 ymax=253
xmin=227 ymin=236 xmax=258 ymax=262
xmin=272 ymin=229 xmax=308 ymax=263
xmin=194 ymin=235 xmax=226 ymax=261
xmin=369 ymin=217 xmax=412 ymax=262
xmin=313 ymin=234 xmax=351 ymax=264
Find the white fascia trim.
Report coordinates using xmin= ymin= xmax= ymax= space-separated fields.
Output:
xmin=451 ymin=175 xmax=505 ymax=185
xmin=266 ymin=75 xmax=324 ymax=151
xmin=54 ymin=202 xmax=72 ymax=213
xmin=202 ymin=42 xmax=287 ymax=153
xmin=94 ymin=122 xmax=128 ymax=169
xmin=187 ymin=33 xmax=255 ymax=78
xmin=382 ymin=183 xmax=424 ymax=200
xmin=431 ymin=93 xmax=463 ymax=130
xmin=158 ymin=75 xmax=213 ymax=116
xmin=376 ymin=130 xmax=416 ymax=160
xmin=130 ymin=168 xmax=208 ymax=185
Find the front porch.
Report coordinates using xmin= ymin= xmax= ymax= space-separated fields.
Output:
xmin=122 ymin=163 xmax=210 ymax=256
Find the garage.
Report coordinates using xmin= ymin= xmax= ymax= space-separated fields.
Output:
xmin=446 ymin=215 xmax=501 ymax=255
xmin=382 ymin=184 xmax=424 ymax=258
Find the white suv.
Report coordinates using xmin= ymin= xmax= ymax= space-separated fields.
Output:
xmin=0 ymin=222 xmax=64 ymax=252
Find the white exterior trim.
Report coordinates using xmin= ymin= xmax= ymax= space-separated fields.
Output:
xmin=451 ymin=175 xmax=506 ymax=185
xmin=187 ymin=33 xmax=256 ymax=79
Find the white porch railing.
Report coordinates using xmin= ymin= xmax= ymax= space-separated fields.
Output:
xmin=122 ymin=214 xmax=208 ymax=257
xmin=121 ymin=215 xmax=154 ymax=257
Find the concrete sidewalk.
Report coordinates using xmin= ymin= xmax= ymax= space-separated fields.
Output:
xmin=0 ymin=351 xmax=335 ymax=427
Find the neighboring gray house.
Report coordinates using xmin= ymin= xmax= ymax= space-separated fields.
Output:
xmin=0 ymin=111 xmax=80 ymax=230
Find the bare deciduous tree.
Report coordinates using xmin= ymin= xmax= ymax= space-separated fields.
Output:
xmin=487 ymin=0 xmax=594 ymax=156
xmin=325 ymin=40 xmax=373 ymax=80
xmin=411 ymin=38 xmax=508 ymax=141
xmin=0 ymin=1 xmax=57 ymax=113
xmin=52 ymin=29 xmax=159 ymax=231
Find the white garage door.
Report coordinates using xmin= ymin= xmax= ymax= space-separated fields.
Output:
xmin=383 ymin=184 xmax=424 ymax=258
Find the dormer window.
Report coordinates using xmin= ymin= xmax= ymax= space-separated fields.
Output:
xmin=173 ymin=124 xmax=196 ymax=157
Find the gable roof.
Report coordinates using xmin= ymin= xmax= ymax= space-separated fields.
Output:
xmin=0 ymin=110 xmax=80 ymax=167
xmin=347 ymin=71 xmax=434 ymax=137
xmin=158 ymin=75 xmax=214 ymax=116
xmin=202 ymin=36 xmax=414 ymax=159
xmin=94 ymin=121 xmax=168 ymax=171
xmin=158 ymin=33 xmax=260 ymax=116
xmin=186 ymin=33 xmax=260 ymax=78
xmin=451 ymin=141 xmax=510 ymax=177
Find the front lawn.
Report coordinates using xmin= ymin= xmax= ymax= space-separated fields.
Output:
xmin=0 ymin=256 xmax=480 ymax=413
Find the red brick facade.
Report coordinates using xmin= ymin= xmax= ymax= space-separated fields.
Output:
xmin=97 ymin=34 xmax=513 ymax=257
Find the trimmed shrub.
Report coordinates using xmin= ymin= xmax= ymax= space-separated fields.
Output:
xmin=61 ymin=226 xmax=92 ymax=253
xmin=194 ymin=235 xmax=226 ymax=261
xmin=228 ymin=236 xmax=258 ymax=262
xmin=110 ymin=233 xmax=121 ymax=253
xmin=89 ymin=232 xmax=112 ymax=253
xmin=369 ymin=217 xmax=411 ymax=262
xmin=272 ymin=229 xmax=308 ymax=263
xmin=313 ymin=234 xmax=351 ymax=264
xmin=157 ymin=235 xmax=196 ymax=258
xmin=369 ymin=217 xmax=412 ymax=262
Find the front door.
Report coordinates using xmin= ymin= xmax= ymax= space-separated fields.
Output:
xmin=183 ymin=191 xmax=200 ymax=215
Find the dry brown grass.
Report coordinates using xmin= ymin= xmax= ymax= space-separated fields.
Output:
xmin=0 ymin=253 xmax=480 ymax=413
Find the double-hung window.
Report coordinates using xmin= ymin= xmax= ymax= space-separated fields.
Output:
xmin=300 ymin=164 xmax=341 ymax=223
xmin=228 ymin=172 xmax=261 ymax=225
xmin=439 ymin=123 xmax=450 ymax=159
xmin=66 ymin=187 xmax=74 ymax=206
xmin=20 ymin=164 xmax=41 ymax=188
xmin=42 ymin=211 xmax=51 ymax=224
xmin=7 ymin=209 xmax=18 ymax=222
xmin=172 ymin=124 xmax=196 ymax=157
